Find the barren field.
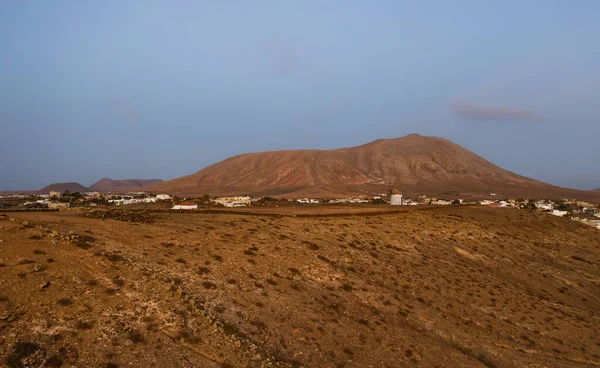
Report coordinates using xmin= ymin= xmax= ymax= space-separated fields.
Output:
xmin=1 ymin=207 xmax=599 ymax=367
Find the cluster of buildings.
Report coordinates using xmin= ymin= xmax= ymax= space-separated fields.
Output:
xmin=213 ymin=196 xmax=252 ymax=207
xmin=171 ymin=196 xmax=253 ymax=210
xmin=4 ymin=189 xmax=600 ymax=230
xmin=107 ymin=193 xmax=172 ymax=206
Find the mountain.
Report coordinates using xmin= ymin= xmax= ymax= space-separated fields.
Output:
xmin=38 ymin=182 xmax=88 ymax=194
xmin=88 ymin=178 xmax=163 ymax=192
xmin=145 ymin=134 xmax=600 ymax=200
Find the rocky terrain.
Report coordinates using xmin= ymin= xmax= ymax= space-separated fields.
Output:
xmin=145 ymin=134 xmax=600 ymax=201
xmin=1 ymin=206 xmax=599 ymax=367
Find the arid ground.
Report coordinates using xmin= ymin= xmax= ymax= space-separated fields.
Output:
xmin=1 ymin=206 xmax=599 ymax=367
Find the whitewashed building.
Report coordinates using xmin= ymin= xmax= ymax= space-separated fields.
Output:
xmin=172 ymin=201 xmax=198 ymax=210
xmin=551 ymin=210 xmax=568 ymax=217
xmin=390 ymin=194 xmax=403 ymax=205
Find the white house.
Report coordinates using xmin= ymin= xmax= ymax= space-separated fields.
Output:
xmin=390 ymin=194 xmax=403 ymax=205
xmin=536 ymin=202 xmax=554 ymax=210
xmin=297 ymin=198 xmax=320 ymax=204
xmin=224 ymin=202 xmax=247 ymax=207
xmin=157 ymin=194 xmax=172 ymax=200
xmin=172 ymin=201 xmax=198 ymax=210
xmin=550 ymin=210 xmax=568 ymax=217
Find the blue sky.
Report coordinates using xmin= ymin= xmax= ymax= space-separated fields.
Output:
xmin=1 ymin=1 xmax=599 ymax=190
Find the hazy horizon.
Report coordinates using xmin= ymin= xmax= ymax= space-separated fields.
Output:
xmin=2 ymin=1 xmax=599 ymax=191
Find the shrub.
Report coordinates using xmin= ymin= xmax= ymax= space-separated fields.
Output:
xmin=78 ymin=235 xmax=96 ymax=243
xmin=74 ymin=241 xmax=92 ymax=249
xmin=57 ymin=298 xmax=73 ymax=306
xmin=202 ymin=281 xmax=217 ymax=290
xmin=74 ymin=320 xmax=94 ymax=330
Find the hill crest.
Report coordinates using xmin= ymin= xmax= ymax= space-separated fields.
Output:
xmin=88 ymin=178 xmax=163 ymax=192
xmin=145 ymin=134 xmax=600 ymax=201
xmin=38 ymin=182 xmax=87 ymax=194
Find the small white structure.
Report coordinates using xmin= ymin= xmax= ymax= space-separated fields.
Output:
xmin=172 ymin=201 xmax=198 ymax=210
xmin=536 ymin=202 xmax=554 ymax=210
xmin=390 ymin=194 xmax=403 ymax=205
xmin=297 ymin=198 xmax=320 ymax=204
xmin=156 ymin=194 xmax=172 ymax=200
xmin=224 ymin=202 xmax=247 ymax=207
xmin=550 ymin=210 xmax=568 ymax=217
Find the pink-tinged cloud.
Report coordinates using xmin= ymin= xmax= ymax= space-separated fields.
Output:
xmin=452 ymin=100 xmax=544 ymax=122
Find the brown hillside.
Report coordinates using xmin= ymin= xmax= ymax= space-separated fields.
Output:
xmin=146 ymin=134 xmax=600 ymax=200
xmin=1 ymin=207 xmax=599 ymax=367
xmin=38 ymin=182 xmax=87 ymax=194
xmin=88 ymin=178 xmax=163 ymax=192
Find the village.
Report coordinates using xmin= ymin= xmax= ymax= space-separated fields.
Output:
xmin=2 ymin=189 xmax=599 ymax=230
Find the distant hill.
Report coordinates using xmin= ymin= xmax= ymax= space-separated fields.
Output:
xmin=145 ymin=134 xmax=600 ymax=201
xmin=88 ymin=178 xmax=163 ymax=192
xmin=38 ymin=182 xmax=88 ymax=194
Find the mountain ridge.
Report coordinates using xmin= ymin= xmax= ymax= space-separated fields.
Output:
xmin=88 ymin=178 xmax=163 ymax=192
xmin=146 ymin=134 xmax=600 ymax=200
xmin=38 ymin=182 xmax=87 ymax=194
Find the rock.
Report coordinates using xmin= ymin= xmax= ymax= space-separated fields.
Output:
xmin=124 ymin=339 xmax=134 ymax=346
xmin=33 ymin=264 xmax=42 ymax=272
xmin=0 ymin=240 xmax=3 ymax=243
xmin=41 ymin=281 xmax=50 ymax=289
xmin=72 ymin=276 xmax=82 ymax=284
xmin=22 ymin=221 xmax=29 ymax=225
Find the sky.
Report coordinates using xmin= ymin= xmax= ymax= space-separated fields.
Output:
xmin=1 ymin=1 xmax=599 ymax=190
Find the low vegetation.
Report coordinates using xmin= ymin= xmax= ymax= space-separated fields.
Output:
xmin=1 ymin=206 xmax=599 ymax=367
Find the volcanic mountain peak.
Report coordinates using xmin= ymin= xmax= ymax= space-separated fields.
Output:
xmin=145 ymin=134 xmax=600 ymax=200
xmin=88 ymin=178 xmax=163 ymax=192
xmin=38 ymin=182 xmax=88 ymax=194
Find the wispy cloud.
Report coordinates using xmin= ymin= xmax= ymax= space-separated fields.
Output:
xmin=451 ymin=100 xmax=544 ymax=122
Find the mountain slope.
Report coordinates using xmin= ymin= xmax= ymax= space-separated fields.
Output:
xmin=88 ymin=178 xmax=163 ymax=192
xmin=38 ymin=182 xmax=88 ymax=194
xmin=146 ymin=134 xmax=600 ymax=200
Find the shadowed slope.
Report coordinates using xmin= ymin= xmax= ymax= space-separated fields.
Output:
xmin=88 ymin=178 xmax=163 ymax=192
